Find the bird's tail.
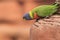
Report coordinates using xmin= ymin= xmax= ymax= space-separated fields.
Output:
xmin=55 ymin=0 xmax=60 ymax=4
xmin=52 ymin=3 xmax=59 ymax=6
xmin=53 ymin=0 xmax=60 ymax=6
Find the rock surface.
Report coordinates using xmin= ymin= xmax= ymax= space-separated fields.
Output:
xmin=30 ymin=14 xmax=60 ymax=40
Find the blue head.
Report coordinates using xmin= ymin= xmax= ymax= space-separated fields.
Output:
xmin=23 ymin=13 xmax=33 ymax=20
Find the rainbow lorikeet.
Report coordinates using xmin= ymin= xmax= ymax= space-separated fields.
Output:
xmin=23 ymin=3 xmax=60 ymax=21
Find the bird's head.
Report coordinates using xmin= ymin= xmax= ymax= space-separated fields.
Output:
xmin=23 ymin=12 xmax=33 ymax=20
xmin=23 ymin=11 xmax=39 ymax=20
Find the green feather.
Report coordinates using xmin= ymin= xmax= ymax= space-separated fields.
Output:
xmin=30 ymin=3 xmax=59 ymax=18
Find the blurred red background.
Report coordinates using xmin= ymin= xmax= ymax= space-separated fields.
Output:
xmin=0 ymin=0 xmax=55 ymax=40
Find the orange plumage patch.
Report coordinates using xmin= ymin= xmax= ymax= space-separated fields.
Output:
xmin=34 ymin=12 xmax=39 ymax=19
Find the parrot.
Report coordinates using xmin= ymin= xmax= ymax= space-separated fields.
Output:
xmin=23 ymin=3 xmax=60 ymax=21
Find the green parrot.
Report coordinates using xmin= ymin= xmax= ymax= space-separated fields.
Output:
xmin=23 ymin=3 xmax=59 ymax=21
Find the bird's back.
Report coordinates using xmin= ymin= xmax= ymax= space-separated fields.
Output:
xmin=34 ymin=5 xmax=58 ymax=17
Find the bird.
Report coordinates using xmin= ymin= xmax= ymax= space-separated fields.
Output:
xmin=23 ymin=1 xmax=60 ymax=22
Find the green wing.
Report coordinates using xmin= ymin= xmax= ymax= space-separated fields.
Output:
xmin=32 ymin=5 xmax=58 ymax=17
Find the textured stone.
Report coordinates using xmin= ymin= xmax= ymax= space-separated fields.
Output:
xmin=31 ymin=14 xmax=60 ymax=40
